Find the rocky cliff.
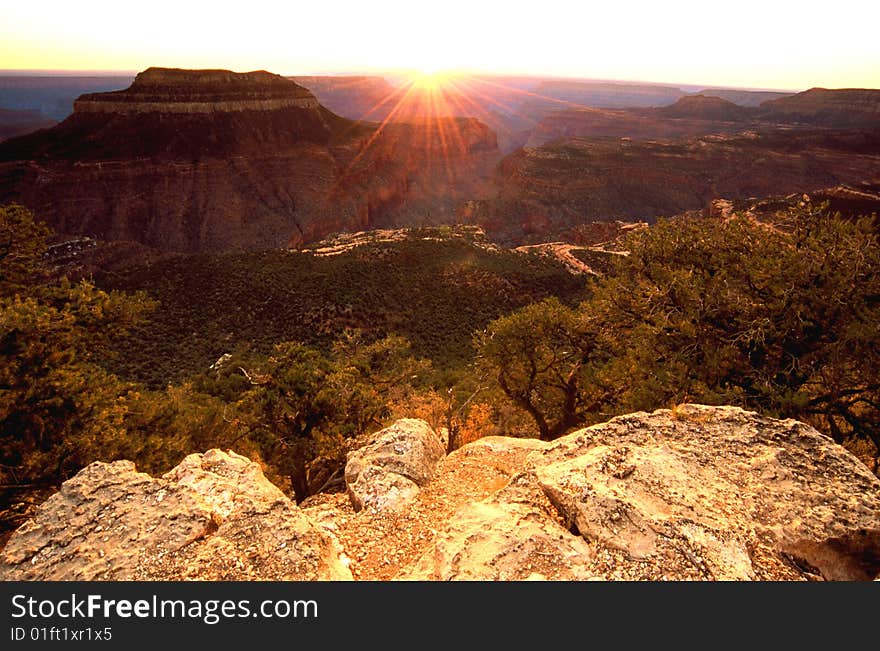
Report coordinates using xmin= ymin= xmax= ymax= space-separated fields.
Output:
xmin=477 ymin=129 xmax=880 ymax=243
xmin=695 ymin=88 xmax=793 ymax=108
xmin=0 ymin=68 xmax=499 ymax=252
xmin=3 ymin=406 xmax=878 ymax=581
xmin=525 ymin=102 xmax=753 ymax=148
xmin=0 ymin=67 xmax=342 ymax=161
xmin=658 ymin=95 xmax=753 ymax=121
xmin=761 ymin=88 xmax=880 ymax=127
xmin=75 ymin=68 xmax=320 ymax=114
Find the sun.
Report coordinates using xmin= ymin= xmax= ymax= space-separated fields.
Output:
xmin=411 ymin=68 xmax=455 ymax=91
xmin=418 ymin=60 xmax=444 ymax=75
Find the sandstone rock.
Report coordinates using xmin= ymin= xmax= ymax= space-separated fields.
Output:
xmin=393 ymin=405 xmax=880 ymax=581
xmin=0 ymin=68 xmax=498 ymax=253
xmin=403 ymin=472 xmax=596 ymax=580
xmin=514 ymin=241 xmax=626 ymax=276
xmin=0 ymin=449 xmax=352 ymax=580
xmin=479 ymin=130 xmax=880 ymax=244
xmin=0 ymin=68 xmax=369 ymax=252
xmin=534 ymin=405 xmax=880 ymax=580
xmin=5 ymin=406 xmax=878 ymax=581
xmin=75 ymin=68 xmax=320 ymax=114
xmin=345 ymin=419 xmax=445 ymax=512
xmin=760 ymin=88 xmax=880 ymax=128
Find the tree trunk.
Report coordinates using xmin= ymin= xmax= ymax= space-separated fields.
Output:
xmin=289 ymin=454 xmax=310 ymax=504
xmin=498 ymin=375 xmax=551 ymax=440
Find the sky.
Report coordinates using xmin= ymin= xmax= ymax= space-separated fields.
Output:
xmin=1 ymin=0 xmax=878 ymax=90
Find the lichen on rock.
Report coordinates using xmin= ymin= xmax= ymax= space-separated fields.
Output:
xmin=344 ymin=418 xmax=445 ymax=513
xmin=0 ymin=449 xmax=352 ymax=581
xmin=4 ymin=407 xmax=879 ymax=581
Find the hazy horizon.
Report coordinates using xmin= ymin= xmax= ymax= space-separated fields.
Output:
xmin=2 ymin=1 xmax=878 ymax=91
xmin=0 ymin=68 xmax=812 ymax=94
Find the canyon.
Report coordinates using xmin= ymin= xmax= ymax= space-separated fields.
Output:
xmin=1 ymin=68 xmax=879 ymax=584
xmin=0 ymin=68 xmax=497 ymax=251
xmin=477 ymin=128 xmax=880 ymax=243
xmin=0 ymin=68 xmax=878 ymax=250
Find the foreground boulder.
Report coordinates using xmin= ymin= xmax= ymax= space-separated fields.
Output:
xmin=406 ymin=405 xmax=880 ymax=580
xmin=345 ymin=418 xmax=445 ymax=512
xmin=401 ymin=470 xmax=596 ymax=580
xmin=0 ymin=450 xmax=352 ymax=580
xmin=4 ymin=407 xmax=879 ymax=581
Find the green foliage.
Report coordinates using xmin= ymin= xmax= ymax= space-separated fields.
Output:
xmin=328 ymin=331 xmax=433 ymax=436
xmin=595 ymin=208 xmax=880 ymax=451
xmin=1 ymin=206 xmax=442 ymax=522
xmin=235 ymin=342 xmax=333 ymax=503
xmin=235 ymin=333 xmax=429 ymax=502
xmin=95 ymin=237 xmax=588 ymax=387
xmin=0 ymin=293 xmax=130 ymax=485
xmin=6 ymin=195 xmax=879 ymax=536
xmin=475 ymin=298 xmax=608 ymax=440
xmin=477 ymin=205 xmax=880 ymax=461
xmin=0 ymin=206 xmax=154 ymax=497
xmin=122 ymin=384 xmax=245 ymax=476
xmin=0 ymin=203 xmax=50 ymax=294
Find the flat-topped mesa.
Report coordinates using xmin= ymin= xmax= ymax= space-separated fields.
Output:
xmin=74 ymin=67 xmax=321 ymax=114
xmin=760 ymin=88 xmax=880 ymax=127
xmin=764 ymin=88 xmax=880 ymax=112
xmin=659 ymin=95 xmax=753 ymax=121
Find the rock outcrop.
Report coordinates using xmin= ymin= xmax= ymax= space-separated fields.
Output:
xmin=0 ymin=68 xmax=367 ymax=251
xmin=761 ymin=88 xmax=880 ymax=128
xmin=0 ymin=67 xmax=342 ymax=161
xmin=4 ymin=406 xmax=879 ymax=581
xmin=345 ymin=419 xmax=445 ymax=512
xmin=658 ymin=95 xmax=752 ymax=122
xmin=530 ymin=405 xmax=880 ymax=580
xmin=401 ymin=470 xmax=596 ymax=580
xmin=75 ymin=68 xmax=320 ymax=114
xmin=707 ymin=181 xmax=880 ymax=225
xmin=695 ymin=88 xmax=793 ymax=108
xmin=0 ymin=450 xmax=352 ymax=580
xmin=0 ymin=67 xmax=499 ymax=252
xmin=402 ymin=406 xmax=880 ymax=581
xmin=478 ymin=129 xmax=880 ymax=244
xmin=514 ymin=241 xmax=627 ymax=276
